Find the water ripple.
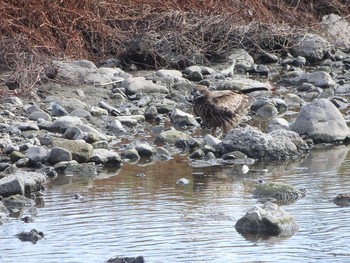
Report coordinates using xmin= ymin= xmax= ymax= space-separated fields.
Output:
xmin=1 ymin=146 xmax=350 ymax=262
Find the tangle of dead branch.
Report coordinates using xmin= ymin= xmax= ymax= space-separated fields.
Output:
xmin=0 ymin=0 xmax=349 ymax=96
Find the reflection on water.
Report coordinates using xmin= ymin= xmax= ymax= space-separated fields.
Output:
xmin=1 ymin=146 xmax=350 ymax=263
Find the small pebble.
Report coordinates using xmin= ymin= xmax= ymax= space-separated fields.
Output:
xmin=241 ymin=165 xmax=249 ymax=174
xmin=176 ymin=178 xmax=190 ymax=185
xmin=74 ymin=193 xmax=84 ymax=200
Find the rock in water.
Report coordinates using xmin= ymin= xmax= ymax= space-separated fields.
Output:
xmin=253 ymin=181 xmax=306 ymax=203
xmin=333 ymin=194 xmax=350 ymax=207
xmin=176 ymin=178 xmax=190 ymax=185
xmin=16 ymin=229 xmax=44 ymax=243
xmin=235 ymin=202 xmax=298 ymax=236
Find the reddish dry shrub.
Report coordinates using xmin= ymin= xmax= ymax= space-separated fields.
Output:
xmin=0 ymin=0 xmax=349 ymax=94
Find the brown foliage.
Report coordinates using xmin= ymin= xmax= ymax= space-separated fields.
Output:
xmin=0 ymin=0 xmax=349 ymax=94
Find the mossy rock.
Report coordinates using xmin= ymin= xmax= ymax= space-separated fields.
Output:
xmin=253 ymin=181 xmax=306 ymax=203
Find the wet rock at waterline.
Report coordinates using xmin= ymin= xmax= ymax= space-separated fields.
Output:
xmin=106 ymin=256 xmax=145 ymax=263
xmin=54 ymin=161 xmax=98 ymax=177
xmin=291 ymin=99 xmax=350 ymax=143
xmin=221 ymin=125 xmax=309 ymax=161
xmin=90 ymin=149 xmax=121 ymax=167
xmin=15 ymin=229 xmax=44 ymax=244
xmin=235 ymin=202 xmax=298 ymax=237
xmin=333 ymin=194 xmax=350 ymax=207
xmin=0 ymin=203 xmax=9 ymax=225
xmin=1 ymin=194 xmax=35 ymax=208
xmin=253 ymin=181 xmax=306 ymax=203
xmin=0 ymin=171 xmax=46 ymax=197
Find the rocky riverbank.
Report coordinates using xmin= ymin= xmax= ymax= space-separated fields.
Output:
xmin=1 ymin=13 xmax=350 ymax=245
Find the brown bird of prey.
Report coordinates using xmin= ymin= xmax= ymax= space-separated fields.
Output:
xmin=192 ymin=85 xmax=269 ymax=136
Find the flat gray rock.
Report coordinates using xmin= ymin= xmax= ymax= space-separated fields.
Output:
xmin=122 ymin=77 xmax=169 ymax=95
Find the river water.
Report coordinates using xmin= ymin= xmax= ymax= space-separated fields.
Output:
xmin=1 ymin=145 xmax=350 ymax=263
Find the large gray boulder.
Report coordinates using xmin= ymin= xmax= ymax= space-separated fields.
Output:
xmin=51 ymin=138 xmax=93 ymax=163
xmin=0 ymin=203 xmax=9 ymax=225
xmin=291 ymin=98 xmax=350 ymax=143
xmin=290 ymin=33 xmax=333 ymax=62
xmin=0 ymin=171 xmax=46 ymax=197
xmin=54 ymin=161 xmax=97 ymax=177
xmin=221 ymin=125 xmax=309 ymax=161
xmin=235 ymin=202 xmax=298 ymax=236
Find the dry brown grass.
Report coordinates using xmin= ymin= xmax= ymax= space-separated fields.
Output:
xmin=0 ymin=0 xmax=349 ymax=95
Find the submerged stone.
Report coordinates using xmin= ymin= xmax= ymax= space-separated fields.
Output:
xmin=333 ymin=194 xmax=350 ymax=207
xmin=253 ymin=181 xmax=306 ymax=203
xmin=106 ymin=256 xmax=145 ymax=263
xmin=16 ymin=229 xmax=44 ymax=244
